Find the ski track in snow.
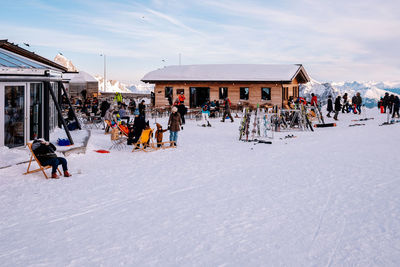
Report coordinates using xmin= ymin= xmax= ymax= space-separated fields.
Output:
xmin=1 ymin=109 xmax=400 ymax=266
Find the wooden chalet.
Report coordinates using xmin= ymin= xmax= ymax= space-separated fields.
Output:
xmin=142 ymin=64 xmax=310 ymax=108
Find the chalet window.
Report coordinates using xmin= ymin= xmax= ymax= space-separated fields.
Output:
xmin=176 ymin=88 xmax=184 ymax=95
xmin=293 ymin=86 xmax=299 ymax=98
xmin=282 ymin=87 xmax=289 ymax=100
xmin=219 ymin=87 xmax=228 ymax=99
xmin=240 ymin=87 xmax=249 ymax=100
xmin=165 ymin=87 xmax=173 ymax=98
xmin=261 ymin=87 xmax=271 ymax=100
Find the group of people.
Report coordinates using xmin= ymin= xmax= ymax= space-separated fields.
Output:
xmin=326 ymin=92 xmax=363 ymax=120
xmin=378 ymin=93 xmax=400 ymax=117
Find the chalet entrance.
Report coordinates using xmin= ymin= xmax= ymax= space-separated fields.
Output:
xmin=190 ymin=87 xmax=209 ymax=108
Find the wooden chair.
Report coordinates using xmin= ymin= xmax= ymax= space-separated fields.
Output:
xmin=24 ymin=143 xmax=61 ymax=179
xmin=132 ymin=128 xmax=155 ymax=152
xmin=109 ymin=125 xmax=128 ymax=150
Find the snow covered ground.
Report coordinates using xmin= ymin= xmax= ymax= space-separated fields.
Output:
xmin=1 ymin=108 xmax=400 ymax=266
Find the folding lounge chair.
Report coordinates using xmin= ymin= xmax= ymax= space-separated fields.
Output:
xmin=109 ymin=124 xmax=129 ymax=150
xmin=132 ymin=128 xmax=155 ymax=152
xmin=24 ymin=143 xmax=62 ymax=179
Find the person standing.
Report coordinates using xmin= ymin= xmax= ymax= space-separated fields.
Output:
xmin=201 ymin=101 xmax=211 ymax=127
xmin=392 ymin=96 xmax=400 ymax=118
xmin=342 ymin=93 xmax=349 ymax=113
xmin=100 ymin=99 xmax=110 ymax=118
xmin=178 ymin=102 xmax=187 ymax=125
xmin=221 ymin=97 xmax=234 ymax=122
xmin=168 ymin=106 xmax=182 ymax=146
xmin=310 ymin=93 xmax=318 ymax=107
xmin=138 ymin=100 xmax=146 ymax=120
xmin=128 ymin=99 xmax=136 ymax=114
xmin=355 ymin=92 xmax=362 ymax=114
xmin=382 ymin=92 xmax=389 ymax=113
xmin=326 ymin=95 xmax=333 ymax=118
xmin=114 ymin=92 xmax=123 ymax=107
xmin=333 ymin=95 xmax=342 ymax=121
xmin=178 ymin=91 xmax=185 ymax=104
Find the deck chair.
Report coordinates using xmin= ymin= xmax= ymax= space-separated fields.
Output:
xmin=132 ymin=128 xmax=155 ymax=152
xmin=109 ymin=125 xmax=128 ymax=150
xmin=24 ymin=143 xmax=61 ymax=179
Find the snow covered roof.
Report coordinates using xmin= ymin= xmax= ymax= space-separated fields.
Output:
xmin=64 ymin=71 xmax=98 ymax=84
xmin=142 ymin=64 xmax=310 ymax=83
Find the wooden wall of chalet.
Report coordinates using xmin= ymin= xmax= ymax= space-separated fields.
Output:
xmin=153 ymin=81 xmax=300 ymax=108
xmin=68 ymin=82 xmax=99 ymax=98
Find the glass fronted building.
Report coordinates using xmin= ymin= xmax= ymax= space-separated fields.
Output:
xmin=0 ymin=40 xmax=68 ymax=148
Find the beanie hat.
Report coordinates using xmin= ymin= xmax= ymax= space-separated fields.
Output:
xmin=172 ymin=106 xmax=178 ymax=113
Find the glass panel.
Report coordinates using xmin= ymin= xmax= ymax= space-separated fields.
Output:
xmin=0 ymin=48 xmax=47 ymax=69
xmin=30 ymin=83 xmax=43 ymax=139
xmin=261 ymin=87 xmax=271 ymax=100
xmin=240 ymin=87 xmax=249 ymax=100
xmin=0 ymin=56 xmax=19 ymax=67
xmin=49 ymin=83 xmax=59 ymax=131
xmin=219 ymin=87 xmax=228 ymax=99
xmin=4 ymin=86 xmax=25 ymax=148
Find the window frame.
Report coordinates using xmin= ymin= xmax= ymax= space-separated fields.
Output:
xmin=261 ymin=87 xmax=271 ymax=101
xmin=240 ymin=87 xmax=249 ymax=100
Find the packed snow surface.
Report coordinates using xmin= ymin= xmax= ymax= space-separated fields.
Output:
xmin=1 ymin=109 xmax=400 ymax=266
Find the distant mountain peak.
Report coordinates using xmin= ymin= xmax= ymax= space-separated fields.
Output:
xmin=54 ymin=53 xmax=78 ymax=72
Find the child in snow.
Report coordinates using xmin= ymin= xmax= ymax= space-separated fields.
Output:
xmin=155 ymin=123 xmax=168 ymax=147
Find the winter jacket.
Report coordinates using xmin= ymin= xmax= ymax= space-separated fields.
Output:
xmin=334 ymin=97 xmax=342 ymax=111
xmin=168 ymin=112 xmax=182 ymax=132
xmin=394 ymin=96 xmax=400 ymax=109
xmin=383 ymin=94 xmax=389 ymax=106
xmin=138 ymin=102 xmax=146 ymax=115
xmin=354 ymin=95 xmax=362 ymax=105
xmin=178 ymin=104 xmax=187 ymax=115
xmin=133 ymin=116 xmax=146 ymax=137
xmin=327 ymin=98 xmax=333 ymax=112
xmin=201 ymin=103 xmax=210 ymax=115
xmin=32 ymin=140 xmax=57 ymax=165
xmin=114 ymin=92 xmax=123 ymax=103
xmin=311 ymin=95 xmax=318 ymax=106
xmin=155 ymin=124 xmax=168 ymax=143
xmin=224 ymin=98 xmax=231 ymax=111
xmin=178 ymin=94 xmax=185 ymax=104
xmin=100 ymin=101 xmax=110 ymax=117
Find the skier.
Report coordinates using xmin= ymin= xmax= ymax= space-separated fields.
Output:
xmin=333 ymin=95 xmax=341 ymax=121
xmin=168 ymin=106 xmax=182 ymax=146
xmin=221 ymin=97 xmax=234 ymax=122
xmin=326 ymin=95 xmax=333 ymax=118
xmin=177 ymin=102 xmax=187 ymax=125
xmin=351 ymin=94 xmax=357 ymax=114
xmin=32 ymin=139 xmax=72 ymax=178
xmin=201 ymin=101 xmax=211 ymax=127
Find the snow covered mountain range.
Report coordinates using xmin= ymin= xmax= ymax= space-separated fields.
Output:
xmin=94 ymin=75 xmax=153 ymax=94
xmin=300 ymin=79 xmax=400 ymax=108
xmin=54 ymin=54 xmax=78 ymax=72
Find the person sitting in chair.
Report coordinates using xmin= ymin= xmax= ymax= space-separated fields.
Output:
xmin=32 ymin=139 xmax=71 ymax=179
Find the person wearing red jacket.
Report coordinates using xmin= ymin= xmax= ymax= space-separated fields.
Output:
xmin=310 ymin=93 xmax=318 ymax=106
xmin=178 ymin=92 xmax=185 ymax=104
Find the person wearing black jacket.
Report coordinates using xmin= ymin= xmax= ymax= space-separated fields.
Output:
xmin=100 ymin=99 xmax=111 ymax=118
xmin=138 ymin=100 xmax=146 ymax=119
xmin=392 ymin=96 xmax=400 ymax=118
xmin=32 ymin=139 xmax=71 ymax=179
xmin=333 ymin=95 xmax=341 ymax=121
xmin=382 ymin=92 xmax=389 ymax=113
xmin=177 ymin=103 xmax=187 ymax=125
xmin=326 ymin=95 xmax=333 ymax=117
xmin=130 ymin=111 xmax=146 ymax=145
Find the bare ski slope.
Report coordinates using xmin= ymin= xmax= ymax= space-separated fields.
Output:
xmin=1 ymin=109 xmax=400 ymax=266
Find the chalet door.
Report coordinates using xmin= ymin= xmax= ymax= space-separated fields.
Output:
xmin=30 ymin=83 xmax=43 ymax=140
xmin=2 ymin=84 xmax=27 ymax=148
xmin=190 ymin=87 xmax=210 ymax=108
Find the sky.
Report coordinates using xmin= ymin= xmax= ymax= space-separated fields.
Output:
xmin=1 ymin=0 xmax=399 ymax=84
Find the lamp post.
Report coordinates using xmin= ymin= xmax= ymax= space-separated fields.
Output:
xmin=100 ymin=54 xmax=106 ymax=91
